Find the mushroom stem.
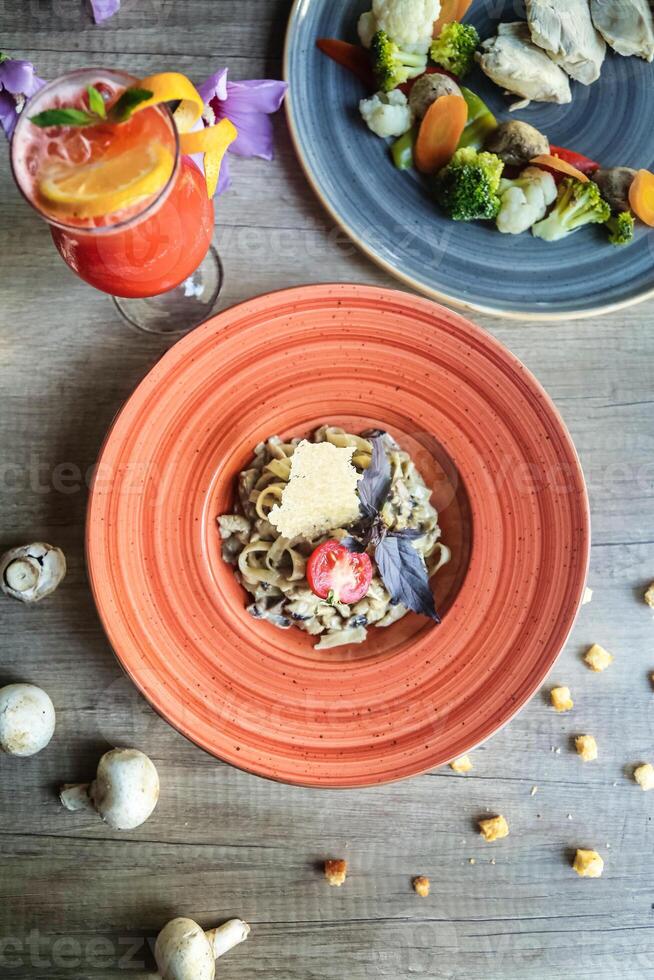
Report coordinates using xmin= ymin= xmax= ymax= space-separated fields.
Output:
xmin=4 ymin=558 xmax=40 ymax=593
xmin=205 ymin=919 xmax=250 ymax=958
xmin=148 ymin=916 xmax=250 ymax=979
xmin=59 ymin=783 xmax=93 ymax=812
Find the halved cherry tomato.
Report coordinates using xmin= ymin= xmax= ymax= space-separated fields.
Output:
xmin=549 ymin=145 xmax=600 ymax=176
xmin=307 ymin=540 xmax=373 ymax=605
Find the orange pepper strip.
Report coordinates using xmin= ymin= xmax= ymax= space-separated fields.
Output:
xmin=530 ymin=154 xmax=590 ymax=184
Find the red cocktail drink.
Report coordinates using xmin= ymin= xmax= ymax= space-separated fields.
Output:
xmin=11 ymin=68 xmax=215 ymax=300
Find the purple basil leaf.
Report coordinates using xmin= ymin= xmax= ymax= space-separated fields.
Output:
xmin=341 ymin=536 xmax=367 ymax=554
xmin=358 ymin=432 xmax=391 ymax=519
xmin=375 ymin=535 xmax=440 ymax=623
xmin=395 ymin=527 xmax=423 ymax=540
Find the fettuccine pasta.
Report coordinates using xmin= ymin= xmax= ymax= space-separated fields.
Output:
xmin=219 ymin=426 xmax=450 ymax=649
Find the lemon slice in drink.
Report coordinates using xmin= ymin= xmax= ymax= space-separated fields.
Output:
xmin=121 ymin=72 xmax=238 ymax=197
xmin=39 ymin=142 xmax=174 ymax=219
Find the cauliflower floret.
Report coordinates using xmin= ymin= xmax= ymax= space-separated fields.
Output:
xmin=358 ymin=10 xmax=378 ymax=48
xmin=359 ymin=89 xmax=414 ymax=138
xmin=496 ymin=166 xmax=557 ymax=235
xmin=361 ymin=0 xmax=441 ymax=54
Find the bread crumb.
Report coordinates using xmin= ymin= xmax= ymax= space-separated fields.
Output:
xmin=573 ymin=849 xmax=604 ymax=878
xmin=575 ymin=734 xmax=598 ymax=762
xmin=324 ymin=859 xmax=348 ymax=886
xmin=634 ymin=763 xmax=654 ymax=791
xmin=555 ymin=747 xmax=561 ymax=754
xmin=644 ymin=583 xmax=654 ymax=609
xmin=479 ymin=815 xmax=509 ymax=842
xmin=450 ymin=755 xmax=473 ymax=773
xmin=530 ymin=786 xmax=538 ymax=796
xmin=551 ymin=686 xmax=574 ymax=712
xmin=584 ymin=644 xmax=614 ymax=672
xmin=582 ymin=587 xmax=593 ymax=605
xmin=413 ymin=876 xmax=430 ymax=897
xmin=490 ymin=858 xmax=496 ymax=865
xmin=469 ymin=858 xmax=476 ymax=865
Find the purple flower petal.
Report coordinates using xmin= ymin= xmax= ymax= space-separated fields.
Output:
xmin=0 ymin=90 xmax=18 ymax=138
xmin=89 ymin=0 xmax=120 ymax=23
xmin=197 ymin=67 xmax=229 ymax=108
xmin=217 ymin=154 xmax=232 ymax=196
xmin=221 ymin=106 xmax=275 ymax=160
xmin=196 ymin=69 xmax=287 ymax=185
xmin=223 ymin=79 xmax=288 ymax=115
xmin=0 ymin=59 xmax=45 ymax=97
xmin=0 ymin=57 xmax=46 ymax=139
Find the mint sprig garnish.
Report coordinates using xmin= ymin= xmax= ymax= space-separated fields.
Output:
xmin=109 ymin=87 xmax=153 ymax=123
xmin=87 ymin=85 xmax=107 ymax=118
xmin=30 ymin=107 xmax=97 ymax=127
xmin=30 ymin=84 xmax=153 ymax=129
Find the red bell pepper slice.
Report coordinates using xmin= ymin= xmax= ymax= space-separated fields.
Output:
xmin=549 ymin=145 xmax=600 ymax=176
xmin=316 ymin=39 xmax=375 ymax=89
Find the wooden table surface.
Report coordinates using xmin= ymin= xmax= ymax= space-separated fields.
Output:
xmin=1 ymin=2 xmax=654 ymax=978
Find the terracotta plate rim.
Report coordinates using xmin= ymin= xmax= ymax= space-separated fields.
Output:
xmin=86 ymin=284 xmax=591 ymax=787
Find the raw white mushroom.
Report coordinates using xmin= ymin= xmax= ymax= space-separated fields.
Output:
xmin=148 ymin=917 xmax=250 ymax=980
xmin=60 ymin=748 xmax=159 ymax=830
xmin=0 ymin=543 xmax=66 ymax=603
xmin=0 ymin=683 xmax=56 ymax=756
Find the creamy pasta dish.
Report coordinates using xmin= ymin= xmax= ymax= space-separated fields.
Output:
xmin=219 ymin=426 xmax=450 ymax=650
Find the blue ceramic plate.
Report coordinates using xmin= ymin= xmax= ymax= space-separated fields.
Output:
xmin=284 ymin=0 xmax=654 ymax=319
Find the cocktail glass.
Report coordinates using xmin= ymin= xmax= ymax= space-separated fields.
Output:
xmin=11 ymin=68 xmax=223 ymax=335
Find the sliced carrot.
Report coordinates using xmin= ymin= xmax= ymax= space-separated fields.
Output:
xmin=316 ymin=39 xmax=375 ymax=89
xmin=414 ymin=94 xmax=468 ymax=175
xmin=629 ymin=169 xmax=654 ymax=226
xmin=530 ymin=154 xmax=589 ymax=184
xmin=434 ymin=0 xmax=474 ymax=37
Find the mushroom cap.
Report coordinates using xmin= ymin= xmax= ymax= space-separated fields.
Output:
xmin=155 ymin=918 xmax=216 ymax=980
xmin=484 ymin=120 xmax=549 ymax=167
xmin=409 ymin=73 xmax=462 ymax=120
xmin=0 ymin=684 xmax=56 ymax=756
xmin=0 ymin=543 xmax=66 ymax=603
xmin=594 ymin=166 xmax=637 ymax=214
xmin=90 ymin=748 xmax=160 ymax=830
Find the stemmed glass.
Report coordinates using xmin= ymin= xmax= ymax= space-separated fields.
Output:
xmin=11 ymin=68 xmax=222 ymax=335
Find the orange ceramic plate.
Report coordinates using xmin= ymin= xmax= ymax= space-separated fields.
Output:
xmin=87 ymin=285 xmax=590 ymax=787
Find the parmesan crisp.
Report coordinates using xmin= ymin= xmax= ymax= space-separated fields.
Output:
xmin=268 ymin=440 xmax=362 ymax=540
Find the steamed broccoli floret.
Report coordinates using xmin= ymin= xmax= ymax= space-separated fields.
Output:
xmin=371 ymin=29 xmax=427 ymax=92
xmin=430 ymin=22 xmax=480 ymax=77
xmin=435 ymin=147 xmax=504 ymax=222
xmin=606 ymin=210 xmax=635 ymax=246
xmin=532 ymin=178 xmax=611 ymax=242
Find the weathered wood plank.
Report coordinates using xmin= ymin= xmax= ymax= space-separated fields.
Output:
xmin=1 ymin=1 xmax=654 ymax=978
